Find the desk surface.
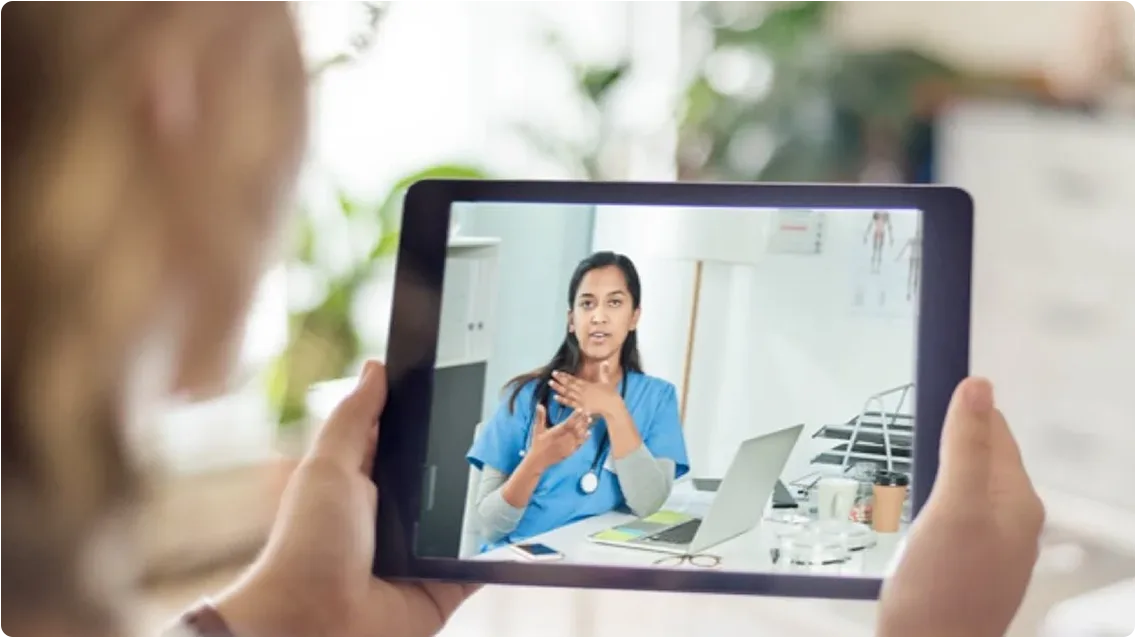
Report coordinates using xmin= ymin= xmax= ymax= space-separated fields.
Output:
xmin=477 ymin=481 xmax=906 ymax=578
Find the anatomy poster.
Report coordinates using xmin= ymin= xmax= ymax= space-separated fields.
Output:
xmin=849 ymin=210 xmax=921 ymax=318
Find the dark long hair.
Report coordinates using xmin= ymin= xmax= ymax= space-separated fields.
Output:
xmin=505 ymin=251 xmax=644 ymax=414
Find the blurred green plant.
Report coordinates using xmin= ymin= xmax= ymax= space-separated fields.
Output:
xmin=267 ymin=164 xmax=488 ymax=428
xmin=265 ymin=2 xmax=491 ymax=430
xmin=678 ymin=1 xmax=958 ymax=183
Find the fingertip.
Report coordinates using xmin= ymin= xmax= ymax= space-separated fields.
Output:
xmin=357 ymin=358 xmax=381 ymax=384
xmin=959 ymin=376 xmax=994 ymax=415
xmin=349 ymin=360 xmax=387 ymax=404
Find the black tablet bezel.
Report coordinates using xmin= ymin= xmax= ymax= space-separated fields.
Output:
xmin=372 ymin=180 xmax=972 ymax=600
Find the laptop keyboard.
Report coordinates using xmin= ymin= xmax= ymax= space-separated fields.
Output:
xmin=649 ymin=519 xmax=702 ymax=545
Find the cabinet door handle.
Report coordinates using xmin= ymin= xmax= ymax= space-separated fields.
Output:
xmin=467 ymin=322 xmax=475 ymax=331
xmin=424 ymin=465 xmax=437 ymax=511
xmin=476 ymin=321 xmax=484 ymax=330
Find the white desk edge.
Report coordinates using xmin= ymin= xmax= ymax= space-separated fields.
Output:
xmin=1036 ymin=486 xmax=1135 ymax=555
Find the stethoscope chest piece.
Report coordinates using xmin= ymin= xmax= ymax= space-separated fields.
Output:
xmin=523 ymin=373 xmax=628 ymax=494
xmin=579 ymin=471 xmax=599 ymax=495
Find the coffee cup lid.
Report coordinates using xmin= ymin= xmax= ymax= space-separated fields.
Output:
xmin=874 ymin=470 xmax=910 ymax=486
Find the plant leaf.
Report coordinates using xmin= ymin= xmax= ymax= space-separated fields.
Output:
xmin=292 ymin=212 xmax=317 ymax=264
xmin=372 ymin=230 xmax=400 ymax=260
xmin=580 ymin=61 xmax=631 ymax=104
xmin=369 ymin=163 xmax=490 ymax=260
xmin=336 ymin=189 xmax=363 ymax=218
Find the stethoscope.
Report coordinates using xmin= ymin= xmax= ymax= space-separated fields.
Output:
xmin=520 ymin=373 xmax=627 ymax=495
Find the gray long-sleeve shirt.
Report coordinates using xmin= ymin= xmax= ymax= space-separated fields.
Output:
xmin=474 ymin=444 xmax=675 ymax=545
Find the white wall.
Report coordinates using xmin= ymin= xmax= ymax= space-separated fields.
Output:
xmin=594 ymin=207 xmax=920 ymax=483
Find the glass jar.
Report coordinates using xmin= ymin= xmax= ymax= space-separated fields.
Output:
xmin=848 ymin=462 xmax=877 ymax=525
xmin=778 ymin=526 xmax=851 ymax=567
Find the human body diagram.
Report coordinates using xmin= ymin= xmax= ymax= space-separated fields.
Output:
xmin=863 ymin=211 xmax=893 ymax=274
xmin=896 ymin=228 xmax=922 ymax=301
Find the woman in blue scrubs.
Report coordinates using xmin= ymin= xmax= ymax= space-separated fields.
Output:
xmin=466 ymin=251 xmax=690 ymax=551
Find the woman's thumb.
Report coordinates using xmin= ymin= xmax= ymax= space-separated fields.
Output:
xmin=534 ymin=403 xmax=547 ymax=430
xmin=937 ymin=377 xmax=995 ymax=488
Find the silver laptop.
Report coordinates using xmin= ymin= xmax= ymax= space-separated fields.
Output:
xmin=587 ymin=424 xmax=804 ymax=555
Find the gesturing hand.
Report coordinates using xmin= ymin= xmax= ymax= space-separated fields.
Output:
xmin=530 ymin=403 xmax=592 ymax=468
xmin=877 ymin=377 xmax=1045 ymax=636
xmin=549 ymin=362 xmax=623 ymax=419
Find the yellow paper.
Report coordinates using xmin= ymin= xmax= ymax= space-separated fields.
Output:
xmin=592 ymin=528 xmax=639 ymax=542
xmin=642 ymin=510 xmax=690 ymax=525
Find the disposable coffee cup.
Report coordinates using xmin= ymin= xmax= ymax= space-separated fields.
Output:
xmin=871 ymin=470 xmax=909 ymax=533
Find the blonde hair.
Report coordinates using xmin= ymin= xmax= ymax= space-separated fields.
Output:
xmin=2 ymin=3 xmax=307 ymax=633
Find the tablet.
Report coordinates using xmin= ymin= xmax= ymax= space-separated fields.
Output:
xmin=372 ymin=180 xmax=972 ymax=600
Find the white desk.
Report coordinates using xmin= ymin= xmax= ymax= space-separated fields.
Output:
xmin=475 ymin=481 xmax=906 ymax=578
xmin=1041 ymin=578 xmax=1135 ymax=636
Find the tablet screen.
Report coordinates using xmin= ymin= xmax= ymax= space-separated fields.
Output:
xmin=414 ymin=201 xmax=922 ymax=580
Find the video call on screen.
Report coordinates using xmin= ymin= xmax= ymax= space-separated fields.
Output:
xmin=416 ymin=202 xmax=922 ymax=578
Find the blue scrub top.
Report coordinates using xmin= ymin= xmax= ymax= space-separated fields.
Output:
xmin=467 ymin=371 xmax=690 ymax=551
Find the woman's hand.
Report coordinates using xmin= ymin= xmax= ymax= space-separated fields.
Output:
xmin=877 ymin=377 xmax=1045 ymax=636
xmin=529 ymin=403 xmax=591 ymax=469
xmin=550 ymin=363 xmax=623 ymax=419
xmin=213 ymin=361 xmax=479 ymax=636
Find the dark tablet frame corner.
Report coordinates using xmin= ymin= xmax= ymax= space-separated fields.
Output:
xmin=372 ymin=180 xmax=973 ymax=601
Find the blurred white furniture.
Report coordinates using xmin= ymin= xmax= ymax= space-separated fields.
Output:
xmin=143 ymin=380 xmax=283 ymax=581
xmin=832 ymin=1 xmax=1130 ymax=92
xmin=139 ymin=463 xmax=278 ymax=581
xmin=938 ymin=101 xmax=1135 ymax=553
xmin=1041 ymin=578 xmax=1135 ymax=636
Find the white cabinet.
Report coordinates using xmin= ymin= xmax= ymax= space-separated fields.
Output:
xmin=436 ymin=238 xmax=500 ymax=367
xmin=937 ymin=102 xmax=1135 ymax=545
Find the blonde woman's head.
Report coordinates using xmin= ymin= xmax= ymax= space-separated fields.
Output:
xmin=2 ymin=3 xmax=307 ymax=632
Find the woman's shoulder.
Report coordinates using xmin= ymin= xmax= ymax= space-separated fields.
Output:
xmin=629 ymin=372 xmax=678 ymax=398
xmin=503 ymin=376 xmax=542 ymax=398
xmin=495 ymin=376 xmax=541 ymax=415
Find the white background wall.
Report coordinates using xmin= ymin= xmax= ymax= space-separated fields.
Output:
xmin=593 ymin=207 xmax=920 ymax=482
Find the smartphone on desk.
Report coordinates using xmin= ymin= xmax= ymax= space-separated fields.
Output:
xmin=510 ymin=542 xmax=564 ymax=562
